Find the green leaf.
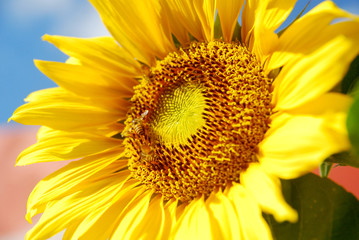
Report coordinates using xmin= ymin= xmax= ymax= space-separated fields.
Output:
xmin=264 ymin=173 xmax=359 ymax=240
xmin=325 ymin=152 xmax=359 ymax=169
xmin=347 ymin=96 xmax=359 ymax=156
xmin=341 ymin=55 xmax=359 ymax=95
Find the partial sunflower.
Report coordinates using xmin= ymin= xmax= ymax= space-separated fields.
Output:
xmin=10 ymin=0 xmax=359 ymax=239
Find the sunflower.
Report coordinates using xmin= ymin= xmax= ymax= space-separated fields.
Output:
xmin=10 ymin=0 xmax=359 ymax=239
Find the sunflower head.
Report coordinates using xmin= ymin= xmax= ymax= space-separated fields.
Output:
xmin=9 ymin=0 xmax=359 ymax=239
xmin=124 ymin=40 xmax=273 ymax=202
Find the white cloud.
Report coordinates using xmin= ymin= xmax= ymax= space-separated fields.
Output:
xmin=6 ymin=0 xmax=73 ymax=22
xmin=52 ymin=4 xmax=110 ymax=37
xmin=4 ymin=0 xmax=109 ymax=37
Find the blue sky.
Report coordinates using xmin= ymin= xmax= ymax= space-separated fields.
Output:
xmin=1 ymin=0 xmax=359 ymax=124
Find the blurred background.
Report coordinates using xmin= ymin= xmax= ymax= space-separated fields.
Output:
xmin=0 ymin=0 xmax=358 ymax=239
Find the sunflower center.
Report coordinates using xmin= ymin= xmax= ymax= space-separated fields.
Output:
xmin=150 ymin=81 xmax=207 ymax=146
xmin=123 ymin=41 xmax=272 ymax=202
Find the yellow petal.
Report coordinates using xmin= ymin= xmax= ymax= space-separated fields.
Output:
xmin=258 ymin=0 xmax=296 ymax=31
xmin=272 ymin=35 xmax=359 ymax=110
xmin=16 ymin=129 xmax=122 ymax=165
xmin=89 ymin=0 xmax=174 ymax=66
xmin=36 ymin=123 xmax=123 ymax=143
xmin=226 ymin=183 xmax=273 ymax=240
xmin=162 ymin=200 xmax=179 ymax=239
xmin=10 ymin=88 xmax=126 ymax=131
xmin=26 ymin=174 xmax=129 ymax=240
xmin=34 ymin=60 xmax=137 ymax=99
xmin=241 ymin=0 xmax=257 ymax=44
xmin=242 ymin=0 xmax=296 ymax=59
xmin=285 ymin=92 xmax=353 ymax=116
xmin=206 ymin=190 xmax=241 ymax=240
xmin=160 ymin=1 xmax=190 ymax=45
xmin=250 ymin=0 xmax=295 ymax=47
xmin=241 ymin=164 xmax=298 ymax=223
xmin=122 ymin=195 xmax=166 ymax=240
xmin=110 ymin=191 xmax=152 ymax=239
xmin=62 ymin=224 xmax=80 ymax=240
xmin=252 ymin=27 xmax=279 ymax=62
xmin=166 ymin=0 xmax=216 ymax=42
xmin=24 ymin=87 xmax=131 ymax=112
xmin=217 ymin=0 xmax=244 ymax=42
xmin=193 ymin=0 xmax=216 ymax=41
xmin=65 ymin=57 xmax=81 ymax=65
xmin=259 ymin=114 xmax=350 ymax=179
xmin=71 ymin=186 xmax=152 ymax=240
xmin=73 ymin=182 xmax=142 ymax=240
xmin=26 ymin=152 xmax=126 ymax=219
xmin=171 ymin=197 xmax=213 ymax=240
xmin=267 ymin=1 xmax=357 ymax=70
xmin=26 ymin=157 xmax=128 ymax=222
xmin=63 ymin=179 xmax=136 ymax=240
xmin=43 ymin=35 xmax=142 ymax=78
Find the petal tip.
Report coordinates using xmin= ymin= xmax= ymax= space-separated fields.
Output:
xmin=273 ymin=205 xmax=298 ymax=223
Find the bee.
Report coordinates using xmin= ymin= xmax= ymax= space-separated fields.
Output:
xmin=132 ymin=110 xmax=157 ymax=162
xmin=131 ymin=110 xmax=149 ymax=135
xmin=130 ymin=110 xmax=148 ymax=135
xmin=140 ymin=151 xmax=157 ymax=164
xmin=122 ymin=110 xmax=149 ymax=137
xmin=123 ymin=110 xmax=159 ymax=165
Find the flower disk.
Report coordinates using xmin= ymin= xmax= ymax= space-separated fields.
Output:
xmin=124 ymin=41 xmax=273 ymax=202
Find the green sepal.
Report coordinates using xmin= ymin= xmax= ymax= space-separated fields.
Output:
xmin=172 ymin=34 xmax=182 ymax=48
xmin=324 ymin=151 xmax=359 ymax=169
xmin=214 ymin=14 xmax=241 ymax=42
xmin=264 ymin=173 xmax=359 ymax=240
xmin=347 ymin=96 xmax=359 ymax=157
xmin=341 ymin=55 xmax=359 ymax=95
xmin=231 ymin=22 xmax=241 ymax=42
xmin=214 ymin=15 xmax=223 ymax=39
xmin=111 ymin=132 xmax=125 ymax=140
xmin=319 ymin=161 xmax=333 ymax=178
